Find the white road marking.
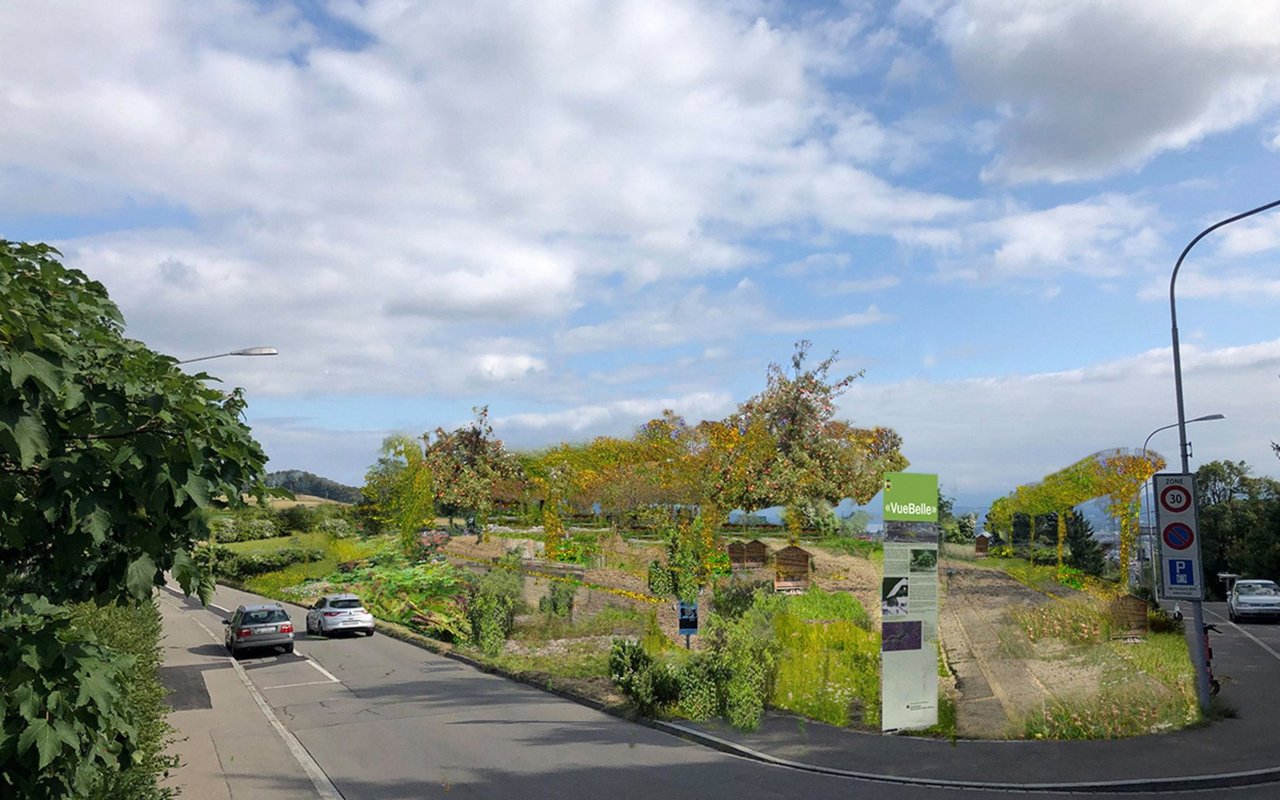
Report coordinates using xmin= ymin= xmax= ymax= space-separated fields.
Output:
xmin=305 ymin=657 xmax=341 ymax=683
xmin=261 ymin=679 xmax=342 ymax=691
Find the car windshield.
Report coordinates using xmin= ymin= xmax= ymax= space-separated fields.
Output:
xmin=243 ymin=609 xmax=289 ymax=624
xmin=331 ymin=598 xmax=364 ymax=610
xmin=1238 ymin=583 xmax=1279 ymax=596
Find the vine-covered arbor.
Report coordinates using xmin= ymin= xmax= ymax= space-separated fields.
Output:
xmin=987 ymin=448 xmax=1168 ymax=575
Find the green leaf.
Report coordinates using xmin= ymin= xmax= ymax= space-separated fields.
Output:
xmin=125 ymin=553 xmax=158 ymax=600
xmin=12 ymin=414 xmax=49 ymax=468
xmin=85 ymin=507 xmax=112 ymax=544
xmin=18 ymin=717 xmax=64 ymax=769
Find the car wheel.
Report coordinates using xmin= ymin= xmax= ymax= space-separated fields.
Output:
xmin=365 ymin=628 xmax=375 ymax=637
xmin=283 ymin=643 xmax=294 ymax=654
xmin=1229 ymin=607 xmax=1237 ymax=623
xmin=228 ymin=642 xmax=239 ymax=659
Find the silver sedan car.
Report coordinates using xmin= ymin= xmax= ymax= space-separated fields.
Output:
xmin=224 ymin=603 xmax=295 ymax=657
xmin=1228 ymin=579 xmax=1280 ymax=622
xmin=306 ymin=593 xmax=376 ymax=637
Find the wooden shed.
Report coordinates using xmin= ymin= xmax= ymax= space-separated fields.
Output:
xmin=728 ymin=539 xmax=770 ymax=570
xmin=773 ymin=545 xmax=813 ymax=593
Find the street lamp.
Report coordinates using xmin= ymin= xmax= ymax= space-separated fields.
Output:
xmin=1141 ymin=413 xmax=1224 ymax=595
xmin=1169 ymin=197 xmax=1280 ymax=713
xmin=177 ymin=346 xmax=279 ymax=365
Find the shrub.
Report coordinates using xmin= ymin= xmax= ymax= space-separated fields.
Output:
xmin=277 ymin=504 xmax=317 ymax=533
xmin=647 ymin=560 xmax=675 ymax=597
xmin=217 ymin=547 xmax=325 ymax=580
xmin=608 ymin=639 xmax=679 ymax=716
xmin=675 ymin=653 xmax=723 ymax=721
xmin=710 ymin=579 xmax=761 ymax=621
xmin=539 ymin=581 xmax=576 ymax=617
xmin=316 ymin=516 xmax=356 ymax=539
xmin=0 ymin=596 xmax=176 ymax=800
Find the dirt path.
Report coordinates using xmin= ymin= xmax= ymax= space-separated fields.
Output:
xmin=938 ymin=561 xmax=1105 ymax=738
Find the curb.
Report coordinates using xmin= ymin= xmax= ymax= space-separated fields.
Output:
xmin=214 ymin=583 xmax=1280 ymax=793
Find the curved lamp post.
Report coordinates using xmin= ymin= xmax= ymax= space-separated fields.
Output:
xmin=178 ymin=346 xmax=279 ymax=365
xmin=1170 ymin=198 xmax=1280 ymax=712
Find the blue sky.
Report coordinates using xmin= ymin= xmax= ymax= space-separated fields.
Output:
xmin=4 ymin=1 xmax=1280 ymax=513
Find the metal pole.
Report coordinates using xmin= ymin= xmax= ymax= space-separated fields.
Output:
xmin=1169 ymin=199 xmax=1280 ymax=712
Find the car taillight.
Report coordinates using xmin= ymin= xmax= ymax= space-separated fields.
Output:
xmin=237 ymin=628 xmax=252 ymax=638
xmin=279 ymin=623 xmax=293 ymax=634
xmin=323 ymin=611 xmax=341 ymax=617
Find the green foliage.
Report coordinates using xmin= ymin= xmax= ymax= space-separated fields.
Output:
xmin=0 ymin=596 xmax=174 ymax=800
xmin=784 ymin=586 xmax=872 ymax=630
xmin=215 ymin=546 xmax=325 ymax=580
xmin=555 ymin=531 xmax=600 ymax=566
xmin=0 ymin=241 xmax=268 ymax=604
xmin=674 ymin=652 xmax=724 ymax=721
xmin=608 ymin=639 xmax=679 ymax=716
xmin=539 ymin=581 xmax=577 ymax=617
xmin=209 ymin=510 xmax=281 ymax=543
xmin=647 ymin=559 xmax=675 ymax=596
xmin=1064 ymin=510 xmax=1105 ymax=576
xmin=819 ymin=535 xmax=880 ymax=559
xmin=277 ymin=504 xmax=317 ymax=534
xmin=424 ymin=406 xmax=520 ymax=541
xmin=465 ymin=554 xmax=525 ymax=655
xmin=770 ymin=612 xmax=881 ymax=728
xmin=710 ymin=579 xmax=763 ymax=621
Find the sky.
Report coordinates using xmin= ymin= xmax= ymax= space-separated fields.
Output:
xmin=4 ymin=1 xmax=1280 ymax=513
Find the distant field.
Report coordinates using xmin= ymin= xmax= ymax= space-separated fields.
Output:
xmin=266 ymin=493 xmax=349 ymax=509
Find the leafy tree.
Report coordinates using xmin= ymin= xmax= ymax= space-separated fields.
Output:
xmin=362 ymin=434 xmax=435 ymax=552
xmin=1196 ymin=460 xmax=1253 ymax=507
xmin=0 ymin=241 xmax=268 ymax=604
xmin=424 ymin=406 xmax=519 ymax=541
xmin=1 ymin=241 xmax=268 ymax=797
xmin=730 ymin=341 xmax=907 ymax=540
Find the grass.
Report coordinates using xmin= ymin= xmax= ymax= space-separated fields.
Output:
xmin=223 ymin=530 xmax=330 ymax=554
xmin=771 ymin=612 xmax=881 ymax=728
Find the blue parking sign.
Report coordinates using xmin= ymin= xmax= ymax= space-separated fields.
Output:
xmin=1168 ymin=559 xmax=1195 ymax=586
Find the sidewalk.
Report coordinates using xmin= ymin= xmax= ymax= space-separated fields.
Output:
xmin=156 ymin=590 xmax=328 ymax=800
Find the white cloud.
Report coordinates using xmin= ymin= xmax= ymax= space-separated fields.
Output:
xmin=935 ymin=0 xmax=1280 ymax=183
xmin=492 ymin=391 xmax=734 ymax=446
xmin=842 ymin=339 xmax=1280 ymax=500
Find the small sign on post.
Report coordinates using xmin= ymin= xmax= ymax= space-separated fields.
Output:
xmin=678 ymin=601 xmax=698 ymax=648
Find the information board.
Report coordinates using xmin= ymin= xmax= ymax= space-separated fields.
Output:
xmin=881 ymin=472 xmax=940 ymax=732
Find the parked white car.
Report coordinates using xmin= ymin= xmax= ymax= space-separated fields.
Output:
xmin=306 ymin=593 xmax=376 ymax=637
xmin=1227 ymin=579 xmax=1280 ymax=623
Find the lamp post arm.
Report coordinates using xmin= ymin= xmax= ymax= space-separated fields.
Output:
xmin=1171 ymin=199 xmax=1280 ymax=472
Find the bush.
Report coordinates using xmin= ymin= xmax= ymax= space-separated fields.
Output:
xmin=277 ymin=504 xmax=317 ymax=533
xmin=216 ymin=547 xmax=325 ymax=580
xmin=608 ymin=639 xmax=679 ymax=716
xmin=711 ymin=579 xmax=761 ymax=621
xmin=0 ymin=596 xmax=176 ymax=800
xmin=675 ymin=653 xmax=723 ymax=721
xmin=316 ymin=516 xmax=356 ymax=539
xmin=647 ymin=560 xmax=675 ymax=597
xmin=539 ymin=581 xmax=576 ymax=617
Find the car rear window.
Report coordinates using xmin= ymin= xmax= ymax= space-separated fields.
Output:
xmin=331 ymin=599 xmax=364 ymax=609
xmin=243 ymin=609 xmax=289 ymax=624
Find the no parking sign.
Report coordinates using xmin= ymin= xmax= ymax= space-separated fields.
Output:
xmin=1154 ymin=473 xmax=1203 ymax=600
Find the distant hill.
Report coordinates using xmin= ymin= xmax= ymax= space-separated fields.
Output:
xmin=264 ymin=470 xmax=362 ymax=504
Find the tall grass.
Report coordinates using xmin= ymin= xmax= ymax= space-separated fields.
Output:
xmin=771 ymin=613 xmax=881 ymax=727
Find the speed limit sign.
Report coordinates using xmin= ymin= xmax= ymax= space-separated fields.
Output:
xmin=1159 ymin=484 xmax=1192 ymax=514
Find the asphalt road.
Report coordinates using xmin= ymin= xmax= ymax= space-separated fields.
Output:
xmin=163 ymin=584 xmax=1280 ymax=800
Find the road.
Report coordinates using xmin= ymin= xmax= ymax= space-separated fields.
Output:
xmin=159 ymin=584 xmax=1280 ymax=799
